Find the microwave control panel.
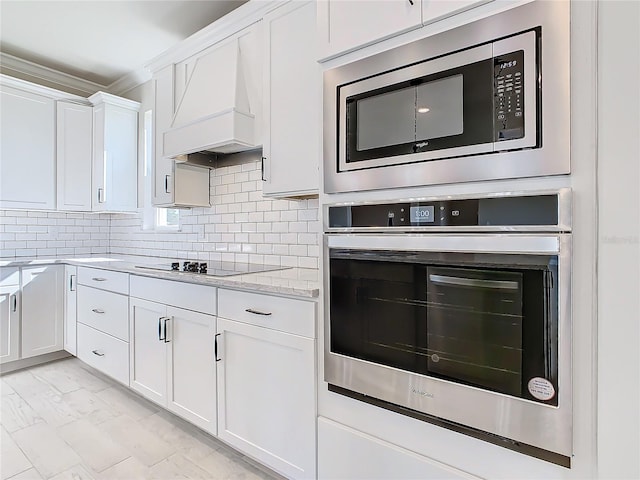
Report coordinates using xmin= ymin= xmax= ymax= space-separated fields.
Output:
xmin=494 ymin=50 xmax=525 ymax=141
xmin=327 ymin=194 xmax=559 ymax=229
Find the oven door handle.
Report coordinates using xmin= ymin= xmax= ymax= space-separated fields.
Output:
xmin=428 ymin=274 xmax=519 ymax=290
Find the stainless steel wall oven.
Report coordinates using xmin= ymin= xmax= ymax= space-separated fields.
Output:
xmin=323 ymin=190 xmax=572 ymax=466
xmin=323 ymin=1 xmax=570 ymax=193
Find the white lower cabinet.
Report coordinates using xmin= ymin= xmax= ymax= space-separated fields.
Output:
xmin=129 ymin=277 xmax=217 ymax=436
xmin=0 ymin=268 xmax=21 ymax=364
xmin=21 ymin=266 xmax=64 ymax=359
xmin=217 ymin=289 xmax=316 ymax=479
xmin=63 ymin=266 xmax=78 ymax=355
xmin=318 ymin=418 xmax=478 ymax=480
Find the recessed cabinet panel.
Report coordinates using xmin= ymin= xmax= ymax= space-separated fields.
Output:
xmin=0 ymin=85 xmax=56 ymax=210
xmin=263 ymin=1 xmax=319 ymax=197
xmin=317 ymin=0 xmax=423 ymax=60
xmin=56 ymin=101 xmax=93 ymax=211
xmin=21 ymin=266 xmax=64 ymax=359
xmin=422 ymin=0 xmax=492 ymax=25
xmin=0 ymin=268 xmax=20 ymax=364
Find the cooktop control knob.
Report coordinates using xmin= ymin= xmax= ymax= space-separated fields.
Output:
xmin=171 ymin=262 xmax=180 ymax=271
xmin=199 ymin=262 xmax=208 ymax=274
xmin=183 ymin=261 xmax=190 ymax=271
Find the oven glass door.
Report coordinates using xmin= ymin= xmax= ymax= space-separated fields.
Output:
xmin=329 ymin=249 xmax=558 ymax=405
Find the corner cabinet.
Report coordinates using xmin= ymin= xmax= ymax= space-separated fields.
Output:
xmin=21 ymin=266 xmax=64 ymax=359
xmin=89 ymin=92 xmax=140 ymax=212
xmin=151 ymin=65 xmax=211 ymax=208
xmin=217 ymin=289 xmax=316 ymax=480
xmin=129 ymin=276 xmax=217 ymax=435
xmin=262 ymin=0 xmax=320 ymax=197
xmin=0 ymin=268 xmax=20 ymax=364
xmin=0 ymin=83 xmax=56 ymax=210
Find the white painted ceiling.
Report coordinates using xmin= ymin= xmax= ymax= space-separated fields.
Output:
xmin=0 ymin=0 xmax=247 ymax=89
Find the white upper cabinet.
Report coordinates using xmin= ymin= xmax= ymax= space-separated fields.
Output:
xmin=56 ymin=101 xmax=93 ymax=211
xmin=317 ymin=0 xmax=493 ymax=60
xmin=262 ymin=1 xmax=320 ymax=197
xmin=422 ymin=0 xmax=492 ymax=25
xmin=0 ymin=83 xmax=56 ymax=210
xmin=317 ymin=0 xmax=423 ymax=60
xmin=151 ymin=65 xmax=211 ymax=208
xmin=89 ymin=92 xmax=140 ymax=212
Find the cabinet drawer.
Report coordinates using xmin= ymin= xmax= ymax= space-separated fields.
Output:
xmin=130 ymin=275 xmax=216 ymax=315
xmin=78 ymin=267 xmax=129 ymax=294
xmin=77 ymin=285 xmax=129 ymax=341
xmin=77 ymin=323 xmax=129 ymax=386
xmin=218 ymin=289 xmax=315 ymax=338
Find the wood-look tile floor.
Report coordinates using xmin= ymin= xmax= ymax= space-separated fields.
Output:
xmin=0 ymin=358 xmax=282 ymax=480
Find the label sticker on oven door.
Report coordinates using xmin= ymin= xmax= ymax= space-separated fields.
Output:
xmin=528 ymin=377 xmax=556 ymax=401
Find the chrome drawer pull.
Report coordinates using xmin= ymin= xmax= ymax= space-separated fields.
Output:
xmin=245 ymin=308 xmax=272 ymax=316
xmin=92 ymin=277 xmax=107 ymax=282
xmin=92 ymin=350 xmax=105 ymax=356
xmin=91 ymin=308 xmax=105 ymax=314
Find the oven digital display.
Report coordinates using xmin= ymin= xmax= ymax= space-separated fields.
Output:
xmin=410 ymin=205 xmax=435 ymax=223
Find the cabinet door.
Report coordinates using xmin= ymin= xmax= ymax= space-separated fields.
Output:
xmin=166 ymin=306 xmax=217 ymax=435
xmin=262 ymin=1 xmax=319 ymax=197
xmin=64 ymin=266 xmax=77 ymax=355
xmin=129 ymin=298 xmax=167 ymax=405
xmin=21 ymin=266 xmax=64 ymax=359
xmin=56 ymin=101 xmax=92 ymax=211
xmin=217 ymin=317 xmax=316 ymax=479
xmin=152 ymin=65 xmax=175 ymax=206
xmin=422 ymin=0 xmax=492 ymax=25
xmin=92 ymin=103 xmax=138 ymax=212
xmin=0 ymin=268 xmax=20 ymax=364
xmin=317 ymin=0 xmax=422 ymax=60
xmin=0 ymin=85 xmax=56 ymax=210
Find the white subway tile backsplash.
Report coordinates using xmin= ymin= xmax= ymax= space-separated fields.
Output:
xmin=2 ymin=158 xmax=319 ymax=267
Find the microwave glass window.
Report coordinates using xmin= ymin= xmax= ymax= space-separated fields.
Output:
xmin=356 ymin=88 xmax=416 ymax=150
xmin=415 ymin=75 xmax=464 ymax=141
xmin=355 ymin=75 xmax=464 ymax=152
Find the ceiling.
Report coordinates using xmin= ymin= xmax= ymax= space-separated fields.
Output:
xmin=0 ymin=0 xmax=248 ymax=93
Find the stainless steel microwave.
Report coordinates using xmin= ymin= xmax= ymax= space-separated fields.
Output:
xmin=323 ymin=1 xmax=570 ymax=194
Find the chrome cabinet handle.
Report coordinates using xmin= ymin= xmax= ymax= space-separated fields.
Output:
xmin=245 ymin=308 xmax=272 ymax=316
xmin=97 ymin=187 xmax=105 ymax=203
xmin=158 ymin=317 xmax=165 ymax=341
xmin=69 ymin=274 xmax=76 ymax=292
xmin=11 ymin=294 xmax=17 ymax=312
xmin=91 ymin=308 xmax=105 ymax=314
xmin=92 ymin=277 xmax=107 ymax=282
xmin=164 ymin=175 xmax=171 ymax=193
xmin=163 ymin=317 xmax=170 ymax=343
xmin=408 ymin=0 xmax=414 ymax=5
xmin=261 ymin=157 xmax=266 ymax=182
xmin=92 ymin=350 xmax=104 ymax=356
xmin=214 ymin=333 xmax=221 ymax=362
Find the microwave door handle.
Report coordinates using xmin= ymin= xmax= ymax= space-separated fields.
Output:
xmin=428 ymin=274 xmax=519 ymax=290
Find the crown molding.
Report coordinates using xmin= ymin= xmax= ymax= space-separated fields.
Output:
xmin=0 ymin=52 xmax=107 ymax=96
xmin=88 ymin=91 xmax=141 ymax=110
xmin=0 ymin=73 xmax=91 ymax=104
xmin=107 ymin=67 xmax=152 ymax=96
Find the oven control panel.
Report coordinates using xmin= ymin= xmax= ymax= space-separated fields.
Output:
xmin=328 ymin=194 xmax=559 ymax=229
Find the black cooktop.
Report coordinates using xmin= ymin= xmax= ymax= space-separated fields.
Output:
xmin=135 ymin=261 xmax=289 ymax=277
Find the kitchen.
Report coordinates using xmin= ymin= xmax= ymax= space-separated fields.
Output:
xmin=0 ymin=1 xmax=638 ymax=479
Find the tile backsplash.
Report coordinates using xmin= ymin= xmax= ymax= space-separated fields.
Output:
xmin=1 ymin=156 xmax=320 ymax=269
xmin=0 ymin=210 xmax=110 ymax=257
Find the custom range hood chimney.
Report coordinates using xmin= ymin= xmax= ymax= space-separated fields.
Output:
xmin=163 ymin=25 xmax=260 ymax=163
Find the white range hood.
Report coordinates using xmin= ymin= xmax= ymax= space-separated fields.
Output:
xmin=163 ymin=27 xmax=259 ymax=159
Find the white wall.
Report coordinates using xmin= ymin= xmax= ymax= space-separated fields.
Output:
xmin=596 ymin=1 xmax=640 ymax=478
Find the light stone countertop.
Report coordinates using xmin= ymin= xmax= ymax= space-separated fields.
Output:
xmin=0 ymin=254 xmax=320 ymax=299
